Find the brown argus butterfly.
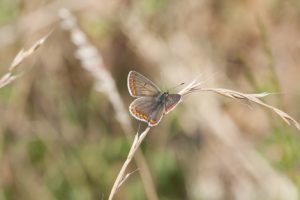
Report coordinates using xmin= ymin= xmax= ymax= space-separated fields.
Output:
xmin=127 ymin=71 xmax=181 ymax=126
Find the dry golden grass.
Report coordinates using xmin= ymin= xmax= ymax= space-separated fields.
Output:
xmin=0 ymin=33 xmax=50 ymax=88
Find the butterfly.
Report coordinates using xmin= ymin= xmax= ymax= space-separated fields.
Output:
xmin=127 ymin=70 xmax=181 ymax=126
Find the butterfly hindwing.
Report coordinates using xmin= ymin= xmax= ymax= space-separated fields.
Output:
xmin=127 ymin=71 xmax=161 ymax=97
xmin=129 ymin=96 xmax=165 ymax=126
xmin=147 ymin=102 xmax=165 ymax=126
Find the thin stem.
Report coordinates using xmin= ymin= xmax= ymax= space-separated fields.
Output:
xmin=108 ymin=126 xmax=151 ymax=200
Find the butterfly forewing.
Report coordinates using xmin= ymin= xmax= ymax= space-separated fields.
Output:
xmin=129 ymin=96 xmax=165 ymax=126
xmin=165 ymin=94 xmax=181 ymax=113
xmin=127 ymin=71 xmax=161 ymax=97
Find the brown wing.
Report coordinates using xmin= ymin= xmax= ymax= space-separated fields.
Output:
xmin=129 ymin=96 xmax=165 ymax=126
xmin=127 ymin=71 xmax=161 ymax=97
xmin=164 ymin=94 xmax=181 ymax=114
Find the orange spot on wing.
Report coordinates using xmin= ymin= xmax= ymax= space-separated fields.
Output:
xmin=131 ymin=108 xmax=150 ymax=121
xmin=130 ymin=79 xmax=137 ymax=95
xmin=149 ymin=119 xmax=156 ymax=125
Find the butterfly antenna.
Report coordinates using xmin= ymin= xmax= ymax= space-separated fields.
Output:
xmin=168 ymin=82 xmax=185 ymax=92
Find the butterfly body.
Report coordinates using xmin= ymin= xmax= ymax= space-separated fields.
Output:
xmin=127 ymin=71 xmax=181 ymax=126
xmin=155 ymin=92 xmax=168 ymax=105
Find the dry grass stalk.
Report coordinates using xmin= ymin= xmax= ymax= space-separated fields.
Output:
xmin=59 ymin=7 xmax=130 ymax=130
xmin=180 ymin=80 xmax=300 ymax=130
xmin=59 ymin=9 xmax=159 ymax=200
xmin=108 ymin=126 xmax=151 ymax=200
xmin=0 ymin=33 xmax=50 ymax=88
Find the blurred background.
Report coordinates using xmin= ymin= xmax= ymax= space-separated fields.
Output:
xmin=1 ymin=0 xmax=300 ymax=200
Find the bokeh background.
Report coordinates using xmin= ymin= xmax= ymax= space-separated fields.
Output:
xmin=1 ymin=0 xmax=300 ymax=200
